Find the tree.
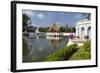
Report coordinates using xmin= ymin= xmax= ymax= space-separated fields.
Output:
xmin=59 ymin=25 xmax=76 ymax=33
xmin=65 ymin=24 xmax=69 ymax=32
xmin=39 ymin=27 xmax=49 ymax=32
xmin=71 ymin=27 xmax=76 ymax=32
xmin=82 ymin=13 xmax=91 ymax=20
xmin=23 ymin=14 xmax=30 ymax=32
xmin=59 ymin=27 xmax=66 ymax=32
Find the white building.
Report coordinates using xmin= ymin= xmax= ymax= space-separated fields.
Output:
xmin=76 ymin=19 xmax=91 ymax=39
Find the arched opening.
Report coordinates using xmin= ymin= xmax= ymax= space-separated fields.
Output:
xmin=87 ymin=26 xmax=91 ymax=39
xmin=81 ymin=27 xmax=85 ymax=39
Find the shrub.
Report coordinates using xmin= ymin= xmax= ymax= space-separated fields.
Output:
xmin=79 ymin=52 xmax=90 ymax=59
xmin=69 ymin=41 xmax=91 ymax=60
xmin=83 ymin=40 xmax=91 ymax=51
xmin=46 ymin=44 xmax=79 ymax=61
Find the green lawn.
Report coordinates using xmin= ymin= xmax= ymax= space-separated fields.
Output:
xmin=69 ymin=40 xmax=91 ymax=60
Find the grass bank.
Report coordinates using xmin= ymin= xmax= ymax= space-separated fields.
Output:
xmin=46 ymin=40 xmax=91 ymax=61
xmin=46 ymin=44 xmax=79 ymax=61
xmin=69 ymin=40 xmax=91 ymax=60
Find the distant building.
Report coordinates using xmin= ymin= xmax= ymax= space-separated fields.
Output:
xmin=76 ymin=19 xmax=91 ymax=39
xmin=26 ymin=25 xmax=36 ymax=32
xmin=49 ymin=22 xmax=60 ymax=32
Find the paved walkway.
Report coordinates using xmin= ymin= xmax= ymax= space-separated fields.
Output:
xmin=67 ymin=38 xmax=86 ymax=46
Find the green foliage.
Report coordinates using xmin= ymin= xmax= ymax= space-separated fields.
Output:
xmin=79 ymin=52 xmax=90 ymax=59
xmin=69 ymin=40 xmax=91 ymax=60
xmin=23 ymin=14 xmax=31 ymax=32
xmin=46 ymin=44 xmax=78 ymax=61
xmin=83 ymin=40 xmax=91 ymax=51
xmin=71 ymin=27 xmax=76 ymax=32
xmin=59 ymin=27 xmax=66 ymax=32
xmin=59 ymin=24 xmax=76 ymax=33
xmin=39 ymin=27 xmax=49 ymax=32
xmin=26 ymin=26 xmax=36 ymax=32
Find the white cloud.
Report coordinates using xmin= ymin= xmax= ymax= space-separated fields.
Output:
xmin=32 ymin=24 xmax=36 ymax=27
xmin=23 ymin=11 xmax=45 ymax=19
xmin=37 ymin=13 xmax=45 ymax=19
xmin=23 ymin=10 xmax=35 ymax=17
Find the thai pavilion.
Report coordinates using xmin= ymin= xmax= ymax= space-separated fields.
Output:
xmin=48 ymin=22 xmax=60 ymax=32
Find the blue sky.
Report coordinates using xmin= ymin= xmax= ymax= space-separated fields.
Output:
xmin=23 ymin=10 xmax=89 ymax=27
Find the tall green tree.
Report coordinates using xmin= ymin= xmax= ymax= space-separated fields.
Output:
xmin=23 ymin=14 xmax=30 ymax=32
xmin=65 ymin=24 xmax=69 ymax=32
xmin=71 ymin=27 xmax=76 ymax=32
xmin=60 ymin=26 xmax=66 ymax=32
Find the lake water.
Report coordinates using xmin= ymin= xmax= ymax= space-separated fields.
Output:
xmin=23 ymin=36 xmax=69 ymax=62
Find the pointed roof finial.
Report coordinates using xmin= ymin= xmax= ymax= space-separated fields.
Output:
xmin=54 ymin=20 xmax=56 ymax=26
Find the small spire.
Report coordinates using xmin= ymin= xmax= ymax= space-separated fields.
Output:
xmin=53 ymin=20 xmax=56 ymax=26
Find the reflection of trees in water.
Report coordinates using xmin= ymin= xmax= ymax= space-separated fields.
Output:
xmin=23 ymin=37 xmax=33 ymax=56
xmin=23 ymin=36 xmax=68 ymax=62
xmin=23 ymin=37 xmax=31 ymax=62
xmin=49 ymin=39 xmax=62 ymax=48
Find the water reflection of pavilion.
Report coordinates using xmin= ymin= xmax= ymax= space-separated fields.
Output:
xmin=49 ymin=39 xmax=62 ymax=48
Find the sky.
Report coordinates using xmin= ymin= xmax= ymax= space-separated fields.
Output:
xmin=22 ymin=10 xmax=89 ymax=27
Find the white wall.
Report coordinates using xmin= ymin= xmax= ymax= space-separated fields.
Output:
xmin=76 ymin=22 xmax=91 ymax=39
xmin=0 ymin=0 xmax=99 ymax=73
